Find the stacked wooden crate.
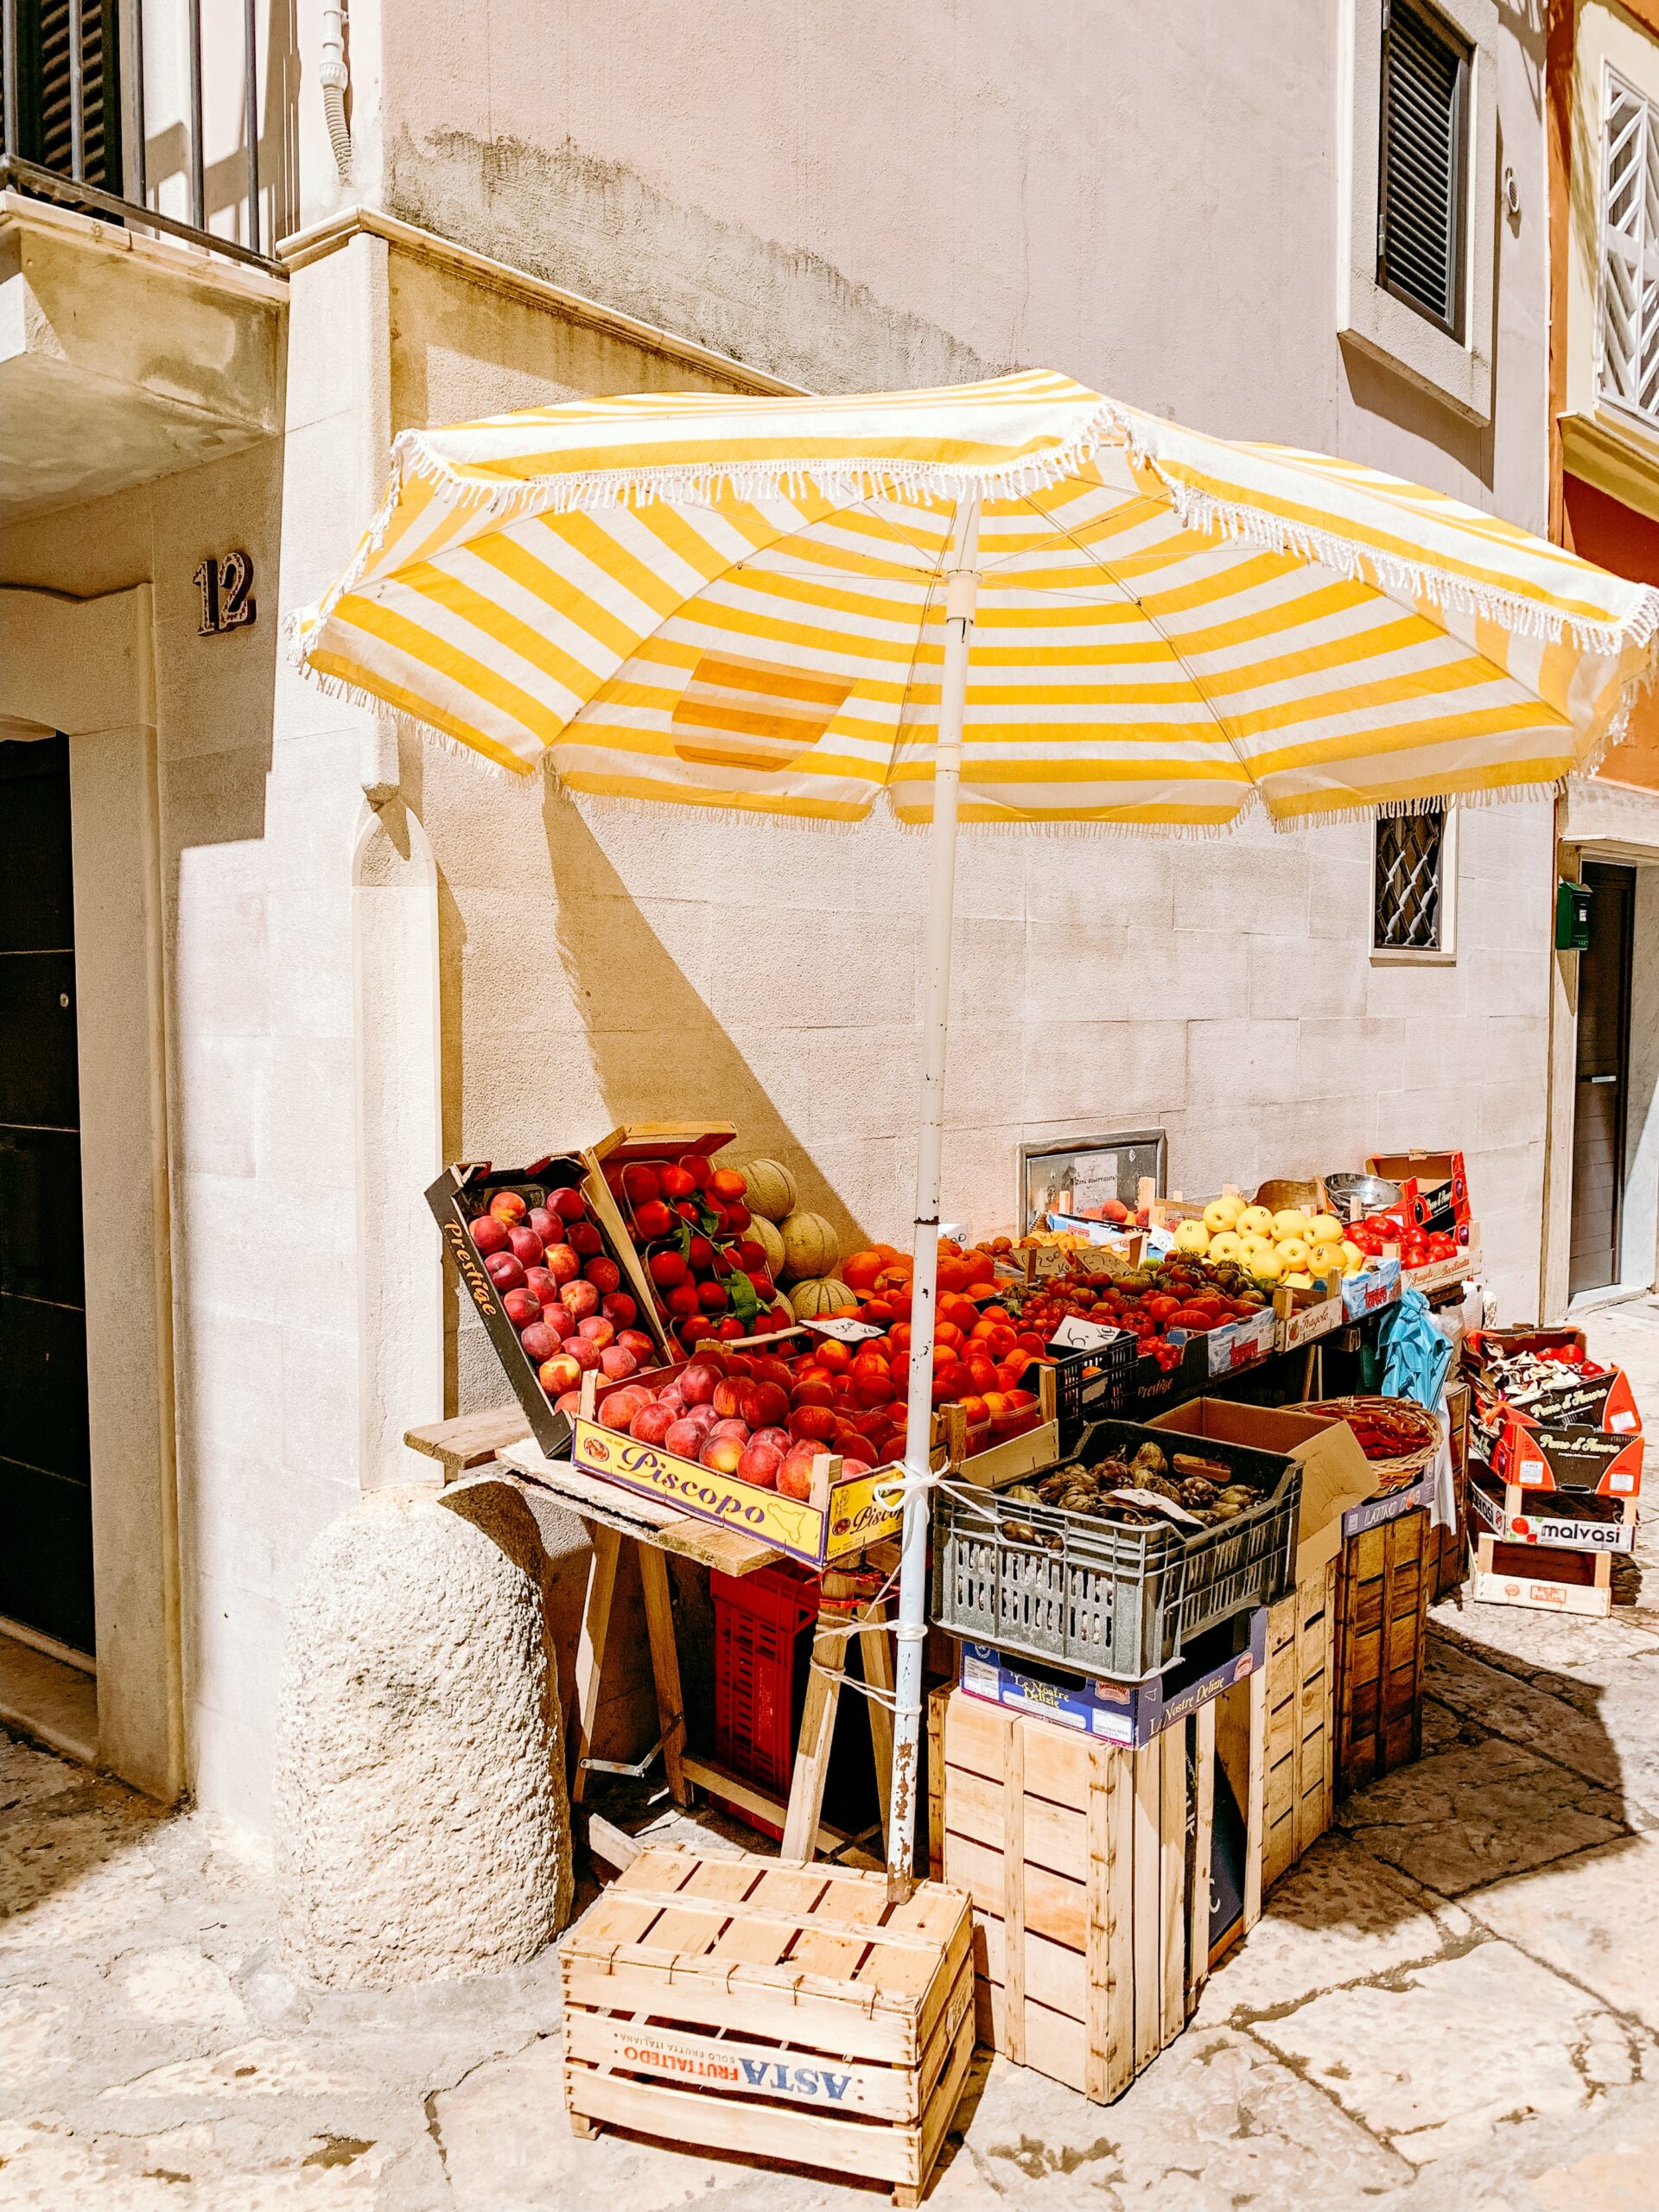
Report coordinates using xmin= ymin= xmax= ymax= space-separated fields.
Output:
xmin=1262 ymin=1560 xmax=1336 ymax=1891
xmin=562 ymin=1848 xmax=974 ymax=2209
xmin=927 ymin=1663 xmax=1264 ymax=2105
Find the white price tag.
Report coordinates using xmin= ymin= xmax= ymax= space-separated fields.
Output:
xmin=1047 ymin=1315 xmax=1124 ymax=1355
xmin=1144 ymin=1224 xmax=1176 ymax=1260
xmin=803 ymin=1315 xmax=884 ymax=1344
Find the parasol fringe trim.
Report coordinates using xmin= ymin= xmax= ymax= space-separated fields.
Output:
xmin=1129 ymin=454 xmax=1659 ymax=660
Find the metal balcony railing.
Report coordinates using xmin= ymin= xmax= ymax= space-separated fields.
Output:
xmin=1 ymin=0 xmax=278 ymax=271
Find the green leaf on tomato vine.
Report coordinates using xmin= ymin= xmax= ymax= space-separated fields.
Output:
xmin=726 ymin=1268 xmax=761 ymax=1324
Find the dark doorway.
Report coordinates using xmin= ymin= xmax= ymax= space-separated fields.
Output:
xmin=1570 ymin=861 xmax=1636 ymax=1299
xmin=0 ymin=734 xmax=93 ymax=1656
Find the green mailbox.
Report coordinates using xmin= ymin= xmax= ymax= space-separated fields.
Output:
xmin=1555 ymin=878 xmax=1593 ymax=951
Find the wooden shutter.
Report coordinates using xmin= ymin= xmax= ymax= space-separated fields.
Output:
xmin=1378 ymin=0 xmax=1470 ymax=338
xmin=1600 ymin=73 xmax=1659 ymax=424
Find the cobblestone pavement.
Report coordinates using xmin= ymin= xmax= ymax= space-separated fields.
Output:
xmin=7 ymin=1305 xmax=1659 ymax=2211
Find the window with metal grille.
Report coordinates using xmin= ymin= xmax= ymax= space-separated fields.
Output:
xmin=4 ymin=1 xmax=122 ymax=193
xmin=1377 ymin=0 xmax=1470 ymax=340
xmin=1373 ymin=804 xmax=1448 ymax=952
xmin=1600 ymin=71 xmax=1659 ymax=429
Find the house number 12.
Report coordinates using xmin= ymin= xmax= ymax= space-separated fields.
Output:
xmin=194 ymin=550 xmax=257 ymax=635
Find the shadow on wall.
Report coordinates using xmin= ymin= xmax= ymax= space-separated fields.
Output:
xmin=538 ymin=791 xmax=870 ymax=1261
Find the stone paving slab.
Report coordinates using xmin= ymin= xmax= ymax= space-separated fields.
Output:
xmin=1472 ymin=1828 xmax=1659 ymax=2036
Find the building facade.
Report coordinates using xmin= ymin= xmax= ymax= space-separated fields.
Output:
xmin=0 ymin=0 xmax=1605 ymax=1837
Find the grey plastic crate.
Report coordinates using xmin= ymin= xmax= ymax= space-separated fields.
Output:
xmin=931 ymin=1415 xmax=1301 ymax=1681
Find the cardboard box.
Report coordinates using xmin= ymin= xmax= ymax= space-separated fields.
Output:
xmin=1342 ymin=1258 xmax=1402 ymax=1319
xmin=1467 ymin=1471 xmax=1638 ymax=1553
xmin=1149 ymin=1397 xmax=1378 ymax=1582
xmin=1366 ymin=1149 xmax=1471 ymax=1230
xmin=958 ymin=1607 xmax=1267 ymax=1746
xmin=570 ymin=1362 xmax=904 ymax=1567
xmin=1490 ymin=1418 xmax=1644 ymax=1498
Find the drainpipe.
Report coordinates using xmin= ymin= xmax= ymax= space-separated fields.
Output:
xmin=321 ymin=6 xmax=353 ymax=177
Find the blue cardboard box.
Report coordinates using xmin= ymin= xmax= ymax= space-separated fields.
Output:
xmin=959 ymin=1606 xmax=1267 ymax=1746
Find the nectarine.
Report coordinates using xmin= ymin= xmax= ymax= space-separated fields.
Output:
xmin=471 ymin=1213 xmax=509 ymax=1255
xmin=538 ymin=1352 xmax=582 ymax=1395
xmin=549 ymin=1186 xmax=586 ymax=1223
xmin=543 ymin=1243 xmax=580 ymax=1286
xmin=568 ymin=1221 xmax=602 ymax=1257
xmin=488 ymin=1192 xmax=527 ymax=1228
xmin=485 ymin=1252 xmax=526 ymax=1291
xmin=630 ymin=1402 xmax=676 ymax=1446
xmin=584 ymin=1256 xmax=621 ymax=1295
xmin=560 ymin=1280 xmax=601 ymax=1319
xmin=507 ymin=1225 xmax=544 ymax=1267
xmin=700 ymin=1433 xmax=744 ymax=1475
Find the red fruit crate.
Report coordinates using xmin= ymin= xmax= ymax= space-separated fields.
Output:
xmin=710 ymin=1564 xmax=821 ymax=1833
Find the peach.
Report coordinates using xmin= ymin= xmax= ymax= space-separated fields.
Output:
xmin=485 ymin=1252 xmax=526 ymax=1291
xmin=538 ymin=1352 xmax=582 ymax=1395
xmin=470 ymin=1213 xmax=509 ymax=1255
xmin=711 ymin=1376 xmax=747 ymax=1420
xmin=507 ymin=1224 xmax=544 ymax=1267
xmin=560 ymin=1280 xmax=601 ymax=1319
xmin=525 ymin=1205 xmax=560 ymax=1245
xmin=790 ymin=1404 xmax=837 ymax=1443
xmin=680 ymin=1361 xmax=721 ymax=1407
xmin=708 ymin=1417 xmax=749 ymax=1441
xmin=711 ymin=1166 xmax=747 ymax=1203
xmin=741 ymin=1380 xmax=790 ymax=1430
xmin=568 ymin=1221 xmax=602 ymax=1257
xmin=566 ymin=1336 xmax=602 ymax=1373
xmin=549 ymin=1186 xmax=587 ymax=1223
xmin=577 ymin=1316 xmax=615 ymax=1349
xmin=555 ymin=1389 xmax=582 ymax=1418
xmin=540 ymin=1304 xmax=575 ymax=1342
xmin=600 ymin=1385 xmax=649 ymax=1432
xmin=584 ymin=1255 xmax=621 ymax=1295
xmin=543 ymin=1243 xmax=581 ymax=1286
xmin=738 ymin=1442 xmax=782 ymax=1489
xmin=601 ymin=1292 xmax=638 ymax=1329
xmin=750 ymin=1426 xmax=791 ymax=1453
xmin=519 ymin=1321 xmax=563 ymax=1364
xmin=488 ymin=1191 xmax=527 ymax=1227
xmin=838 ymin=1458 xmax=874 ymax=1480
xmin=664 ymin=1416 xmax=706 ymax=1459
xmin=617 ymin=1327 xmax=656 ymax=1361
xmin=629 ymin=1401 xmax=677 ymax=1446
xmin=777 ymin=1444 xmax=821 ymax=1501
xmin=699 ymin=1433 xmax=745 ymax=1476
xmin=524 ymin=1266 xmax=557 ymax=1305
xmin=502 ymin=1287 xmax=541 ymax=1330
xmin=656 ymin=1382 xmax=687 ymax=1414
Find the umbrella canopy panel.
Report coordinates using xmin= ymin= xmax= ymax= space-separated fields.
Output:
xmin=296 ymin=372 xmax=1659 ymax=826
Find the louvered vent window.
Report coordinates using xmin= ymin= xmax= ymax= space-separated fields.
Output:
xmin=1600 ymin=73 xmax=1659 ymax=428
xmin=5 ymin=1 xmax=122 ymax=191
xmin=1377 ymin=0 xmax=1470 ymax=340
xmin=1374 ymin=804 xmax=1446 ymax=952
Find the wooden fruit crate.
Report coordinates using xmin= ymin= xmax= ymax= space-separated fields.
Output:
xmin=1335 ymin=1508 xmax=1429 ymax=1795
xmin=562 ymin=1848 xmax=974 ymax=2208
xmin=926 ymin=1675 xmax=1263 ymax=2104
xmin=1467 ymin=1535 xmax=1613 ymax=1618
xmin=1262 ymin=1560 xmax=1336 ymax=1892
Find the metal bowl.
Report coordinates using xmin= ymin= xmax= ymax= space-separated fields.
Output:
xmin=1323 ymin=1171 xmax=1402 ymax=1219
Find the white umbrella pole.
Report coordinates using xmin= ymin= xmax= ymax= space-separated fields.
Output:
xmin=887 ymin=492 xmax=981 ymax=1897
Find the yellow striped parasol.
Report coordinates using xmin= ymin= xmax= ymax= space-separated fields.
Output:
xmin=296 ymin=368 xmax=1658 ymax=825
xmin=296 ymin=369 xmax=1659 ymax=1891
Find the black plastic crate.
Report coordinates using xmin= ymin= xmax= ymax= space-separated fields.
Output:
xmin=931 ymin=1414 xmax=1300 ymax=1681
xmin=1050 ymin=1330 xmax=1138 ymax=1447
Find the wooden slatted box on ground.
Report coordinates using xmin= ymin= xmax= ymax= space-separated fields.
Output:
xmin=561 ymin=1849 xmax=975 ymax=2209
xmin=1262 ymin=1561 xmax=1336 ymax=1891
xmin=926 ymin=1675 xmax=1263 ymax=2105
xmin=1335 ymin=1508 xmax=1430 ymax=1794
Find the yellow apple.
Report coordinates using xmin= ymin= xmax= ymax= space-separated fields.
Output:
xmin=1239 ymin=1232 xmax=1272 ymax=1260
xmin=1248 ymin=1246 xmax=1285 ymax=1283
xmin=1208 ymin=1230 xmax=1243 ymax=1262
xmin=1306 ymin=1214 xmax=1344 ymax=1246
xmin=1340 ymin=1239 xmax=1365 ymax=1277
xmin=1270 ymin=1208 xmax=1308 ymax=1242
xmin=1274 ymin=1236 xmax=1311 ymax=1268
xmin=1173 ymin=1219 xmax=1211 ymax=1255
xmin=1284 ymin=1271 xmax=1313 ymax=1289
xmin=1238 ymin=1205 xmax=1274 ymax=1238
xmin=1203 ymin=1195 xmax=1243 ymax=1234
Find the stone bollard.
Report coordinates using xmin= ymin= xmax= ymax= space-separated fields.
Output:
xmin=275 ymin=1484 xmax=570 ymax=1988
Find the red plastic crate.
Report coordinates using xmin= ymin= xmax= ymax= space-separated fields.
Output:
xmin=710 ymin=1564 xmax=821 ymax=1833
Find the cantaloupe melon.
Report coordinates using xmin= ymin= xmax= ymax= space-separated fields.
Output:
xmin=749 ymin=1215 xmax=785 ymax=1275
xmin=780 ymin=1208 xmax=839 ymax=1282
xmin=743 ymin=1158 xmax=798 ymax=1223
xmin=789 ymin=1276 xmax=857 ymax=1319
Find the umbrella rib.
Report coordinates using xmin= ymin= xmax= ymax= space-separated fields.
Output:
xmin=1010 ymin=494 xmax=1260 ymax=791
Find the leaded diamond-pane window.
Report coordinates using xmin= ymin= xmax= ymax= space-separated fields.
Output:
xmin=1600 ymin=71 xmax=1659 ymax=427
xmin=1374 ymin=804 xmax=1446 ymax=950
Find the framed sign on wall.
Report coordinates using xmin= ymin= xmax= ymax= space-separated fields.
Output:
xmin=1016 ymin=1128 xmax=1167 ymax=1236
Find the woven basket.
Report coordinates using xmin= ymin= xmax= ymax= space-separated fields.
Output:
xmin=1302 ymin=1395 xmax=1444 ymax=1490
